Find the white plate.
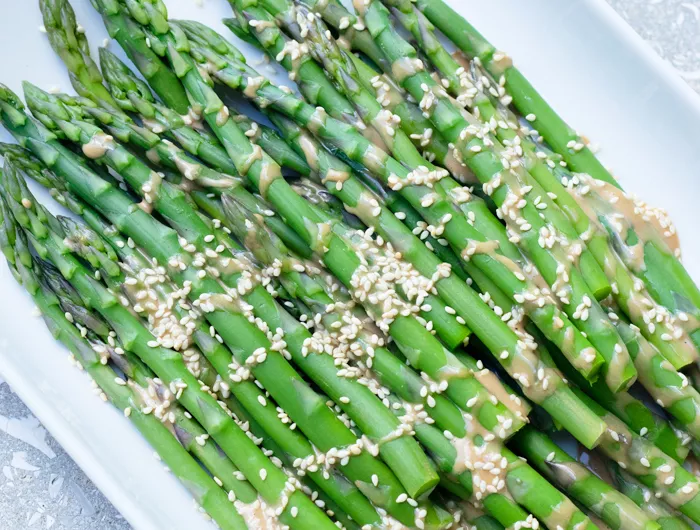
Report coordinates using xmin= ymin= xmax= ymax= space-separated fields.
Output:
xmin=1 ymin=1 xmax=699 ymax=529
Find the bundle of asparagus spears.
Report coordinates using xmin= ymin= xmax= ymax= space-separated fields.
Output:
xmin=1 ymin=0 xmax=699 ymax=528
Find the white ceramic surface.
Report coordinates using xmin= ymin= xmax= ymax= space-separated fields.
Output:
xmin=0 ymin=1 xmax=699 ymax=529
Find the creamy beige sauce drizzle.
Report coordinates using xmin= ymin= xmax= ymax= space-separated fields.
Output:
xmin=452 ymin=50 xmax=471 ymax=71
xmin=258 ymin=161 xmax=282 ymax=199
xmin=217 ymin=255 xmax=250 ymax=276
xmin=461 ymin=239 xmax=500 ymax=261
xmin=146 ymin=148 xmax=160 ymax=165
xmin=141 ymin=117 xmax=165 ymax=134
xmin=602 ymin=413 xmax=699 ymax=508
xmin=569 ymin=175 xmax=680 ymax=271
xmin=369 ymin=111 xmax=399 ymax=152
xmin=241 ymin=144 xmax=263 ymax=176
xmin=474 ymin=369 xmax=529 ymax=418
xmin=244 ymin=76 xmax=266 ymax=99
xmin=173 ymin=155 xmax=202 ymax=182
xmin=631 ymin=329 xmax=698 ymax=418
xmin=215 ymin=105 xmax=229 ymax=127
xmin=362 ymin=144 xmax=389 ymax=173
xmin=181 ymin=107 xmax=204 ymax=129
xmin=137 ymin=170 xmax=162 ymax=214
xmin=444 ymin=149 xmax=477 ymax=184
xmin=234 ymin=498 xmax=284 ymax=530
xmin=82 ymin=132 xmax=116 ymax=159
xmin=391 ymin=56 xmax=424 ymax=83
xmin=541 ymin=498 xmax=579 ymax=530
xmin=307 ymin=107 xmax=327 ymax=134
xmin=344 ymin=192 xmax=381 ymax=223
xmin=297 ymin=133 xmax=320 ymax=172
xmin=303 ymin=218 xmax=332 ymax=253
xmin=335 ymin=35 xmax=351 ymax=50
xmin=321 ymin=168 xmax=350 ymax=187
xmin=200 ymin=293 xmax=243 ymax=314
xmin=375 ymin=73 xmax=404 ymax=109
xmin=250 ymin=20 xmax=276 ymax=33
xmin=449 ymin=413 xmax=500 ymax=479
xmin=196 ymin=175 xmax=238 ymax=189
xmin=127 ymin=379 xmax=177 ymax=435
xmin=487 ymin=51 xmax=514 ymax=77
xmin=352 ymin=0 xmax=368 ymax=17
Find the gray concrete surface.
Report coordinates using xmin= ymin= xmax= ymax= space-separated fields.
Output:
xmin=1 ymin=0 xmax=699 ymax=528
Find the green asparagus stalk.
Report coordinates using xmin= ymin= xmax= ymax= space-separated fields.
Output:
xmin=55 ymin=295 xmax=261 ymax=507
xmin=40 ymin=0 xmax=118 ymax=107
xmin=358 ymin=0 xmax=638 ymax=392
xmin=573 ymin=388 xmax=700 ymax=523
xmin=90 ymin=0 xmax=548 ymax=445
xmin=89 ymin=0 xmax=191 ymax=113
xmin=413 ymin=0 xmax=700 ymax=353
xmin=215 ymin=0 xmax=609 ymax=387
xmin=180 ymin=15 xmax=624 ymax=392
xmin=42 ymin=0 xmax=310 ymax=180
xmin=21 ymin=87 xmax=448 ymax=518
xmin=222 ymin=11 xmax=467 ymax=184
xmin=274 ymin=0 xmax=457 ymax=166
xmin=222 ymin=191 xmax=608 ymax=530
xmin=25 ymin=82 xmax=447 ymax=507
xmin=229 ymin=0 xmax=470 ymax=182
xmin=274 ymin=127 xmax=688 ymax=515
xmin=167 ymin=18 xmax=606 ymax=449
xmin=543 ymin=319 xmax=690 ymax=462
xmin=13 ymin=83 xmax=451 ymax=528
xmin=0 ymin=173 xmax=249 ymax=530
xmin=0 ymin=84 xmax=399 ymax=530
xmin=97 ymin=47 xmax=311 ymax=176
xmin=611 ymin=463 xmax=694 ymax=530
xmin=42 ymin=179 xmax=389 ymax=528
xmin=183 ymin=19 xmax=475 ymax=348
xmin=510 ymin=426 xmax=660 ymax=530
xmin=384 ymin=0 xmax=697 ymax=371
xmin=611 ymin=315 xmax=700 ymax=441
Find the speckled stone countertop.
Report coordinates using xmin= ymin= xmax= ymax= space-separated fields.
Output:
xmin=1 ymin=1 xmax=699 ymax=529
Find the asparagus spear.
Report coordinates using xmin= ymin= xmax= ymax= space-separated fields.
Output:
xmin=48 ymin=274 xmax=262 ymax=507
xmin=43 ymin=185 xmax=388 ymax=527
xmin=98 ymin=47 xmax=311 ymax=176
xmin=87 ymin=0 xmax=545 ymax=444
xmin=262 ymin=110 xmax=690 ymax=527
xmin=356 ymin=0 xmax=639 ymax=392
xmin=383 ymin=0 xmax=697 ymax=371
xmin=611 ymin=463 xmax=694 ymax=530
xmin=181 ymin=13 xmax=616 ymax=390
xmin=413 ymin=0 xmax=700 ymax=353
xmin=0 ymin=84 xmax=402 ymax=530
xmin=222 ymin=191 xmax=607 ymax=530
xmin=222 ymin=11 xmax=469 ymax=185
xmin=165 ymin=18 xmax=606 ymax=449
xmin=88 ymin=0 xmax=191 ymax=113
xmin=611 ymin=316 xmax=700 ymax=441
xmin=97 ymin=37 xmax=464 ymax=273
xmin=0 ymin=170 xmax=249 ymax=530
xmin=213 ymin=0 xmax=608 ymax=387
xmin=41 ymin=0 xmax=310 ymax=179
xmin=22 ymin=88 xmax=449 ymax=527
xmin=95 ymin=49 xmax=314 ymax=259
xmin=510 ymin=427 xmax=660 ymax=530
xmin=573 ymin=389 xmax=700 ymax=523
